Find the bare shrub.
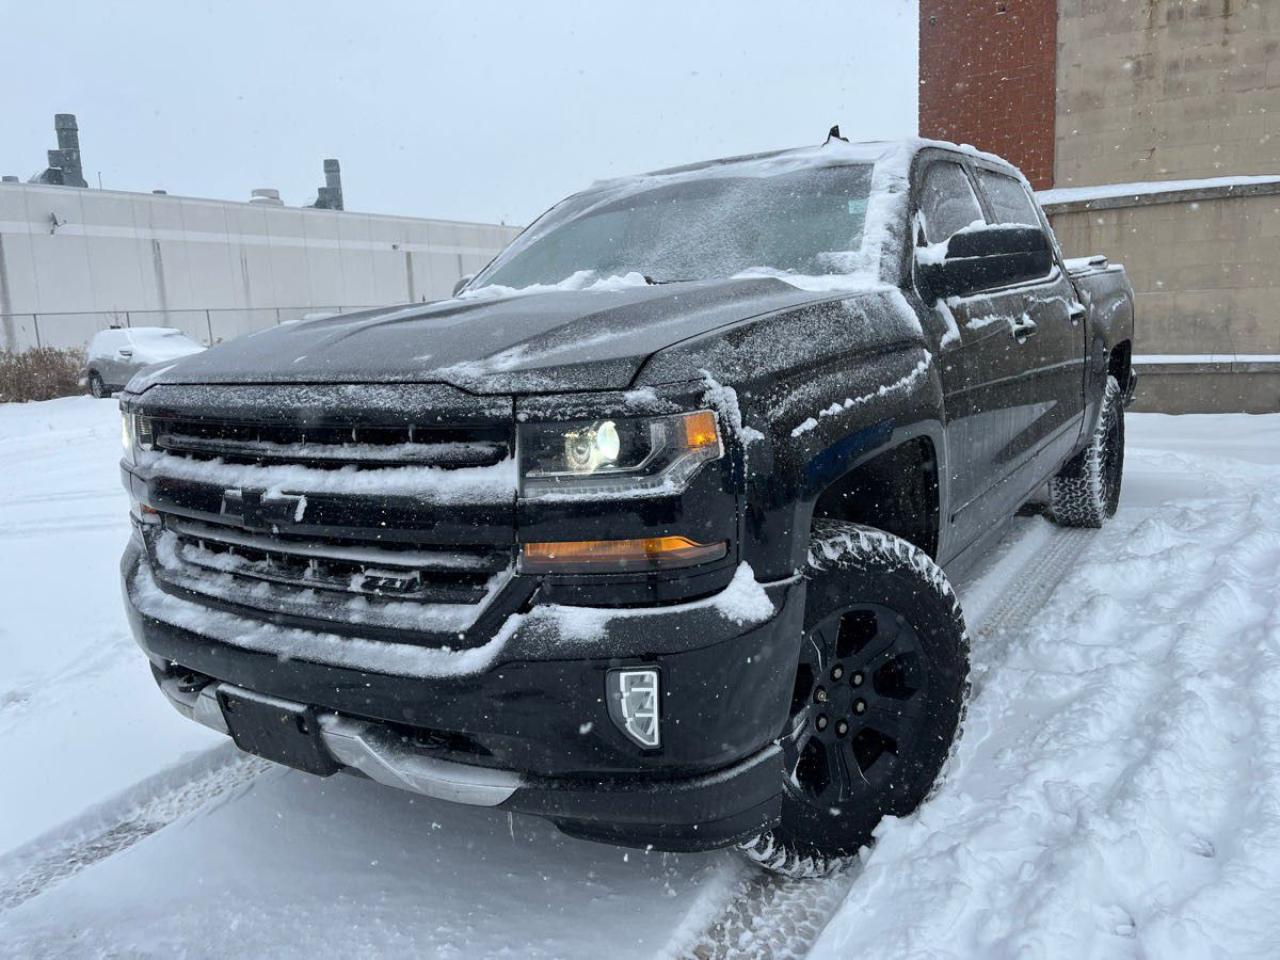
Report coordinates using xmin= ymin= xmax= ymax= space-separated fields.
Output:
xmin=0 ymin=347 xmax=89 ymax=403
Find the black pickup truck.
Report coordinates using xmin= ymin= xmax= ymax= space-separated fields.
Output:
xmin=119 ymin=137 xmax=1134 ymax=877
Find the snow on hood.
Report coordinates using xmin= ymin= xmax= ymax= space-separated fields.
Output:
xmin=455 ymin=269 xmax=652 ymax=302
xmin=130 ymin=277 xmax=848 ymax=395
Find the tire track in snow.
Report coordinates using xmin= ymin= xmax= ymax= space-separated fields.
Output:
xmin=674 ymin=519 xmax=1094 ymax=960
xmin=0 ymin=746 xmax=268 ymax=913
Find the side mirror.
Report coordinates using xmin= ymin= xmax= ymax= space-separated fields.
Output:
xmin=452 ymin=273 xmax=475 ymax=297
xmin=916 ymin=224 xmax=1052 ymax=301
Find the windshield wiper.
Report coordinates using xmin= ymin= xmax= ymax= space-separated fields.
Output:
xmin=642 ymin=275 xmax=697 ymax=285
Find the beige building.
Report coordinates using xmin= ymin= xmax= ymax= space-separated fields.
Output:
xmin=1046 ymin=0 xmax=1280 ymax=412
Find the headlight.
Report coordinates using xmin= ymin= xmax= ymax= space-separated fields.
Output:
xmin=518 ymin=410 xmax=723 ymax=498
xmin=121 ymin=412 xmax=154 ymax=466
xmin=121 ymin=411 xmax=135 ymax=465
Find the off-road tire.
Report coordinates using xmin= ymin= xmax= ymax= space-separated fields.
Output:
xmin=740 ymin=521 xmax=969 ymax=878
xmin=1048 ymin=375 xmax=1124 ymax=528
xmin=88 ymin=372 xmax=109 ymax=399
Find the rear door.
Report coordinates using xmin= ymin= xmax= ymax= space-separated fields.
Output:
xmin=972 ymin=167 xmax=1086 ymax=474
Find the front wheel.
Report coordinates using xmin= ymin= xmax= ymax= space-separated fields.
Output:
xmin=88 ymin=372 xmax=109 ymax=399
xmin=740 ymin=521 xmax=969 ymax=878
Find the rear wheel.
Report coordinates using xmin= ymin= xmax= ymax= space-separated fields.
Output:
xmin=88 ymin=372 xmax=109 ymax=399
xmin=1048 ymin=375 xmax=1124 ymax=528
xmin=740 ymin=521 xmax=969 ymax=878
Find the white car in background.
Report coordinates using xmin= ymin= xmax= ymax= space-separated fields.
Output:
xmin=83 ymin=327 xmax=206 ymax=398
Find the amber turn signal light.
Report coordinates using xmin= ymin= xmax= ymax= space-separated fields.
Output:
xmin=520 ymin=536 xmax=727 ymax=573
xmin=681 ymin=410 xmax=721 ymax=450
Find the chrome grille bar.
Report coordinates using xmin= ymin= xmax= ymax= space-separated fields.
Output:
xmin=165 ymin=516 xmax=506 ymax=573
xmin=154 ymin=432 xmax=508 ymax=468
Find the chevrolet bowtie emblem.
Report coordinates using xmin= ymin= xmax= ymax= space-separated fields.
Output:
xmin=220 ymin=488 xmax=306 ymax=530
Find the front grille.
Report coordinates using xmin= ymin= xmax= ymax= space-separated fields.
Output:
xmin=147 ymin=415 xmax=509 ymax=469
xmin=135 ymin=396 xmax=517 ymax=638
xmin=162 ymin=516 xmax=507 ymax=605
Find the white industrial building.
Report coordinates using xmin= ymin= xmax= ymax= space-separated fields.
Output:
xmin=0 ymin=121 xmax=521 ymax=352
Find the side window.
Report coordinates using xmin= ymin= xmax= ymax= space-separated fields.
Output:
xmin=977 ymin=170 xmax=1041 ymax=226
xmin=918 ymin=161 xmax=984 ymax=244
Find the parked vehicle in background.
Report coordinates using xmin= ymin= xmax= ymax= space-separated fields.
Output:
xmin=117 ymin=136 xmax=1135 ymax=877
xmin=83 ymin=327 xmax=205 ymax=398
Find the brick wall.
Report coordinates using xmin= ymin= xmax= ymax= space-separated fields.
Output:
xmin=918 ymin=0 xmax=1058 ymax=188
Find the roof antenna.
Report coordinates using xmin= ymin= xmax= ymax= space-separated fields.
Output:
xmin=824 ymin=125 xmax=849 ymax=145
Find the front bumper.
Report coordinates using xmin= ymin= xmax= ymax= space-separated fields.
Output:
xmin=124 ymin=538 xmax=803 ymax=851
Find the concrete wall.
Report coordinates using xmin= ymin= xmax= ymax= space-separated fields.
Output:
xmin=0 ymin=182 xmax=521 ymax=351
xmin=1048 ymin=189 xmax=1280 ymax=355
xmin=1056 ymin=0 xmax=1280 ymax=189
xmin=1129 ymin=364 xmax=1280 ymax=414
xmin=1047 ymin=184 xmax=1280 ymax=412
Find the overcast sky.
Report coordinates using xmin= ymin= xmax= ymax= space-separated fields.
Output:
xmin=1 ymin=1 xmax=917 ymax=226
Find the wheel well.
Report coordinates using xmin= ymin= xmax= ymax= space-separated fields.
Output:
xmin=1108 ymin=340 xmax=1132 ymax=392
xmin=810 ymin=437 xmax=940 ymax=558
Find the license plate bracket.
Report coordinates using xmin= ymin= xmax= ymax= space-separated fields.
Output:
xmin=217 ymin=686 xmax=339 ymax=776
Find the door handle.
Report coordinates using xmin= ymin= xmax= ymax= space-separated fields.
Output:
xmin=1010 ymin=316 xmax=1038 ymax=341
xmin=1068 ymin=302 xmax=1086 ymax=325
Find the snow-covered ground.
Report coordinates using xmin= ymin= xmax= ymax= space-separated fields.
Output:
xmin=814 ymin=414 xmax=1280 ymax=960
xmin=0 ymin=399 xmax=223 ymax=854
xmin=1 ymin=397 xmax=1278 ymax=958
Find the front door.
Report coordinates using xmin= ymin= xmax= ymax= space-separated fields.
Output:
xmin=914 ymin=157 xmax=1084 ymax=555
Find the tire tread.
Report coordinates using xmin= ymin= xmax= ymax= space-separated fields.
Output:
xmin=1048 ymin=375 xmax=1123 ymax=528
xmin=740 ymin=521 xmax=969 ymax=878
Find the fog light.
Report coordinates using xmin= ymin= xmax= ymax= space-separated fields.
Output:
xmin=607 ymin=668 xmax=661 ymax=749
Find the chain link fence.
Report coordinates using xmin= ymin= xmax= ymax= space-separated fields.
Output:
xmin=0 ymin=305 xmax=386 ymax=354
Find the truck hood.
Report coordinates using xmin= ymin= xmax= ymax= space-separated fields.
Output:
xmin=137 ymin=278 xmax=832 ymax=395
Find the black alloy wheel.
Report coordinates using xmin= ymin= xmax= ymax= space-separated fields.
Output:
xmin=787 ymin=602 xmax=931 ymax=808
xmin=740 ymin=521 xmax=969 ymax=878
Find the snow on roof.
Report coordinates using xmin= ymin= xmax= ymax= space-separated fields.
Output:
xmin=1037 ymin=174 xmax=1280 ymax=207
xmin=595 ymin=136 xmax=1017 ymax=191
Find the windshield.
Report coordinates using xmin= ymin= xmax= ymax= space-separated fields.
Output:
xmin=473 ymin=163 xmax=874 ymax=290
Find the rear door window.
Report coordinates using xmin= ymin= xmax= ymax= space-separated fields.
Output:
xmin=976 ymin=170 xmax=1041 ymax=226
xmin=918 ymin=161 xmax=984 ymax=243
